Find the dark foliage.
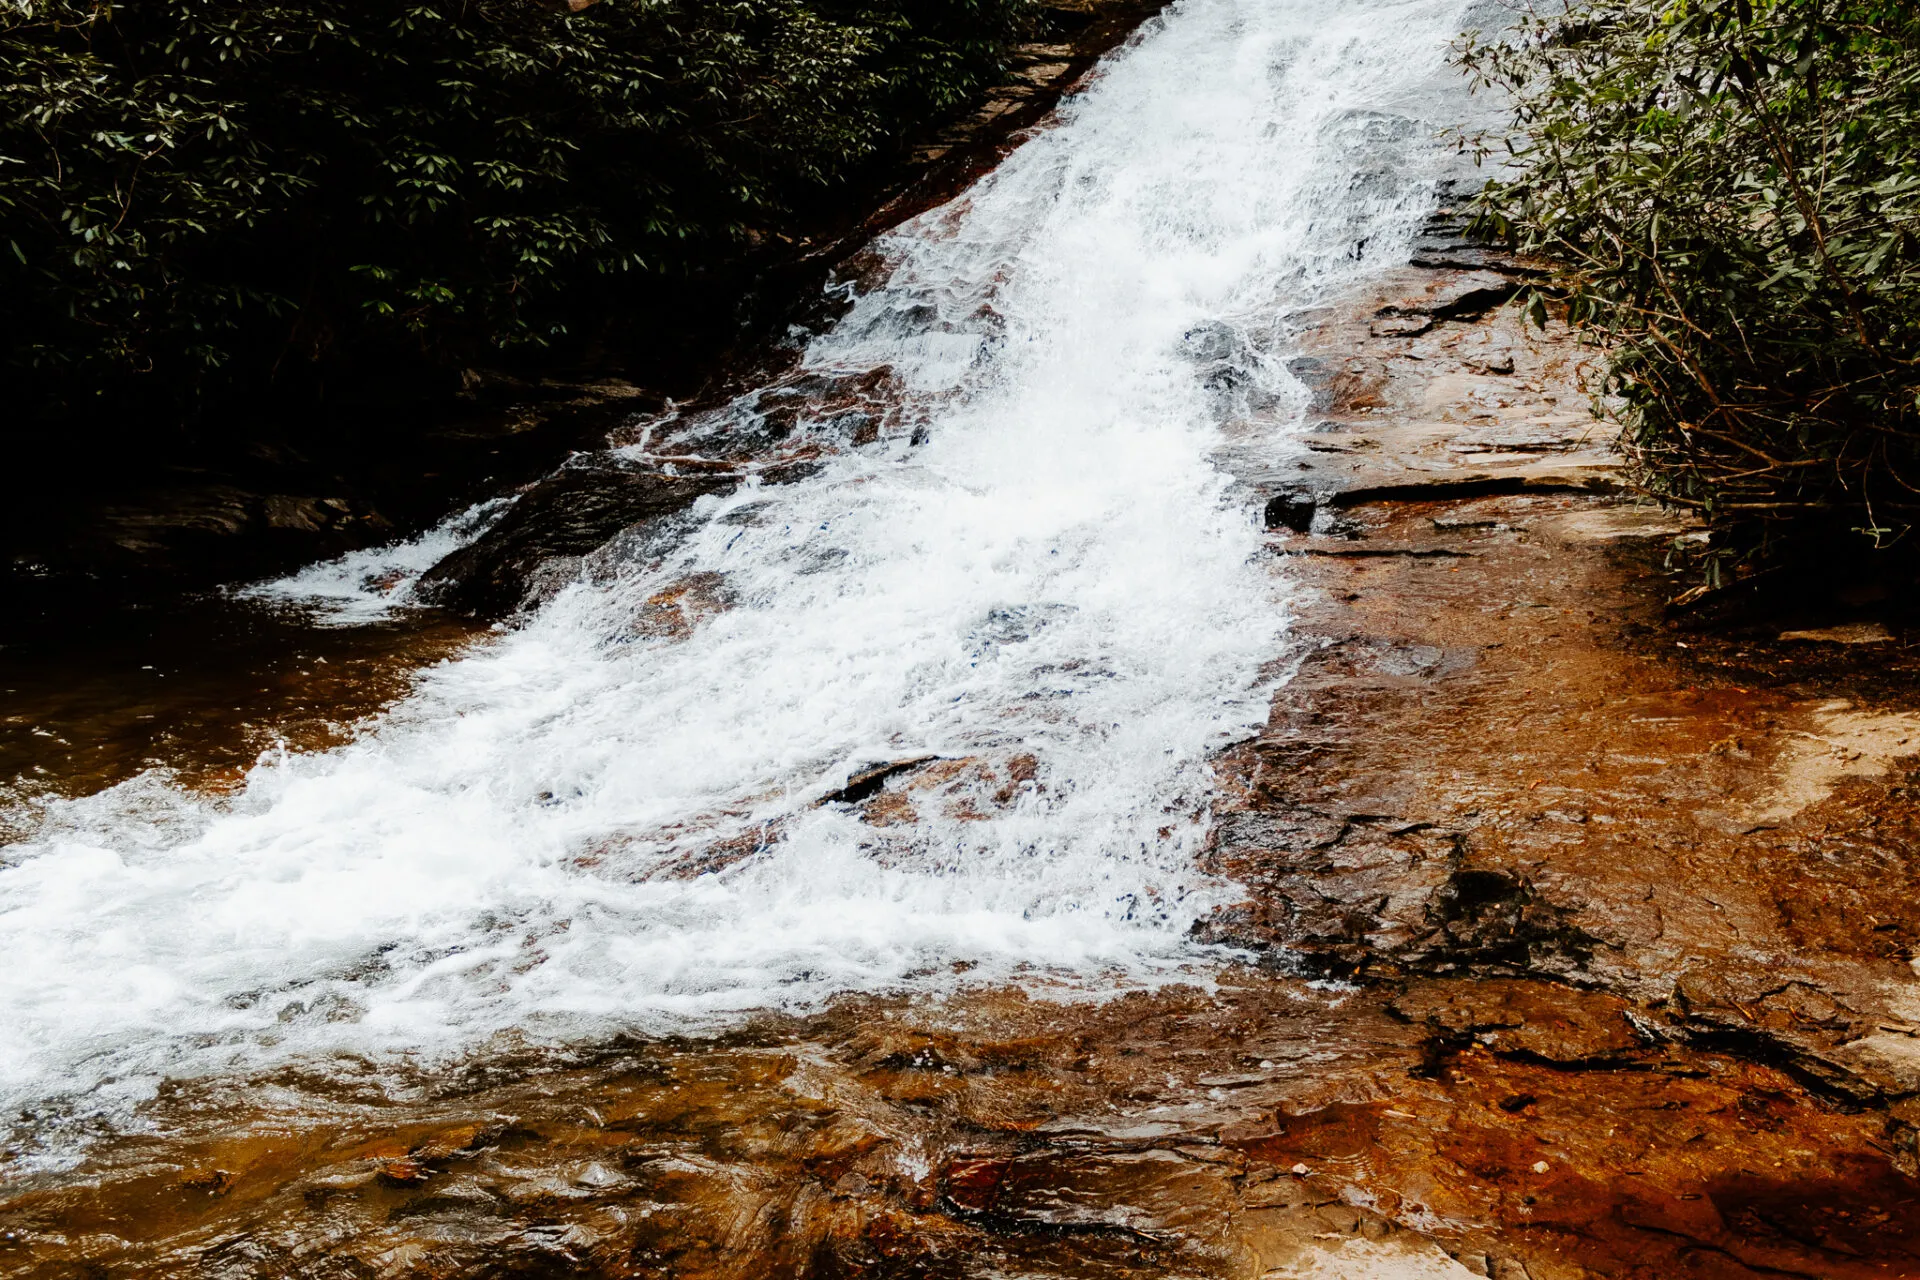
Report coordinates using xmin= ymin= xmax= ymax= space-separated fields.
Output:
xmin=1457 ymin=0 xmax=1920 ymax=583
xmin=0 ymin=0 xmax=1028 ymax=435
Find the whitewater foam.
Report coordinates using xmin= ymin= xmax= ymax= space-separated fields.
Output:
xmin=234 ymin=497 xmax=514 ymax=626
xmin=1 ymin=0 xmax=1476 ymax=1164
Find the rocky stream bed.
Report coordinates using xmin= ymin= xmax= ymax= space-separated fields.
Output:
xmin=7 ymin=5 xmax=1920 ymax=1277
xmin=9 ymin=205 xmax=1920 ymax=1280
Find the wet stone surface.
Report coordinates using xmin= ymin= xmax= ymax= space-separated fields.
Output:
xmin=11 ymin=147 xmax=1920 ymax=1280
xmin=6 ymin=980 xmax=1920 ymax=1278
xmin=8 ymin=245 xmax=1920 ymax=1279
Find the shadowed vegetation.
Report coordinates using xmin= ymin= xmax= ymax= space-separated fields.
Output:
xmin=0 ymin=0 xmax=1029 ymax=440
xmin=1458 ymin=0 xmax=1920 ymax=586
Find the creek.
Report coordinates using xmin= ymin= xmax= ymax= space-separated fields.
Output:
xmin=1 ymin=0 xmax=1483 ymax=1178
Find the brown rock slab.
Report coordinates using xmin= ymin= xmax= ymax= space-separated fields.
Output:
xmin=416 ymin=461 xmax=738 ymax=618
xmin=14 ymin=144 xmax=1920 ymax=1280
xmin=1779 ymin=622 xmax=1895 ymax=644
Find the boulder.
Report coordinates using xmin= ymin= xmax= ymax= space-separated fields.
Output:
xmin=417 ymin=459 xmax=737 ymax=618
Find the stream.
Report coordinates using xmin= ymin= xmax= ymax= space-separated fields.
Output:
xmin=1 ymin=0 xmax=1482 ymax=1180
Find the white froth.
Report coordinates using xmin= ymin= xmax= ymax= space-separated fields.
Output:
xmin=1 ymin=0 xmax=1474 ymax=1163
xmin=233 ymin=497 xmax=514 ymax=625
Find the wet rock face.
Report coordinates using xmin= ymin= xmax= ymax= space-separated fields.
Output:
xmin=1409 ymin=179 xmax=1549 ymax=277
xmin=8 ymin=985 xmax=1920 ymax=1280
xmin=1373 ymin=269 xmax=1518 ymax=325
xmin=416 ymin=361 xmax=903 ymax=619
xmin=17 ymin=149 xmax=1920 ymax=1280
xmin=415 ymin=460 xmax=739 ymax=618
xmin=1195 ymin=808 xmax=1595 ymax=981
xmin=1387 ymin=978 xmax=1648 ymax=1066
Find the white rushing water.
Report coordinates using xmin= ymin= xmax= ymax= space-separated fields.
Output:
xmin=1 ymin=0 xmax=1477 ymax=1163
xmin=231 ymin=498 xmax=515 ymax=626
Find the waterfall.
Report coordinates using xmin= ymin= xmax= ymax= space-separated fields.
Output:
xmin=0 ymin=0 xmax=1475 ymax=1167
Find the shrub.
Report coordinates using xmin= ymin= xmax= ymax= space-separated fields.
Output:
xmin=1456 ymin=0 xmax=1920 ymax=581
xmin=0 ymin=0 xmax=1029 ymax=434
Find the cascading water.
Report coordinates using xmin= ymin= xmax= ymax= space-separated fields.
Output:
xmin=1 ymin=0 xmax=1480 ymax=1169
